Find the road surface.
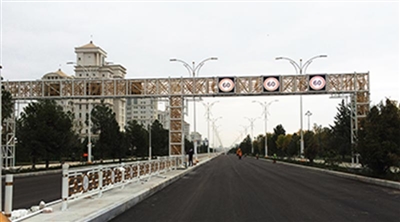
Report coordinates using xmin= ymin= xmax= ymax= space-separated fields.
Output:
xmin=2 ymin=172 xmax=61 ymax=210
xmin=111 ymin=154 xmax=400 ymax=222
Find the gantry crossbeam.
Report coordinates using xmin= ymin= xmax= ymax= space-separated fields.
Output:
xmin=3 ymin=72 xmax=369 ymax=159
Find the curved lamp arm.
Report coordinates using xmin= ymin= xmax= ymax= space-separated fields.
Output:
xmin=303 ymin=55 xmax=327 ymax=74
xmin=275 ymin=57 xmax=301 ymax=74
xmin=194 ymin=57 xmax=218 ymax=76
xmin=170 ymin=58 xmax=194 ymax=76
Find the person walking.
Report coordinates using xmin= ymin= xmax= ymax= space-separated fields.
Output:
xmin=188 ymin=148 xmax=194 ymax=166
xmin=236 ymin=147 xmax=243 ymax=160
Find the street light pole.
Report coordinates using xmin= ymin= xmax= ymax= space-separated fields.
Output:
xmin=245 ymin=117 xmax=258 ymax=154
xmin=210 ymin=117 xmax=222 ymax=153
xmin=305 ymin=110 xmax=312 ymax=131
xmin=67 ymin=62 xmax=93 ymax=163
xmin=170 ymin=57 xmax=217 ymax=161
xmin=202 ymin=101 xmax=219 ymax=157
xmin=276 ymin=55 xmax=327 ymax=157
xmin=253 ymin=100 xmax=278 ymax=157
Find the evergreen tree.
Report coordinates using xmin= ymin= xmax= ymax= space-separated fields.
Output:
xmin=330 ymin=100 xmax=351 ymax=160
xmin=150 ymin=120 xmax=169 ymax=156
xmin=276 ymin=134 xmax=292 ymax=156
xmin=1 ymin=88 xmax=13 ymax=122
xmin=16 ymin=100 xmax=79 ymax=169
xmin=304 ymin=131 xmax=318 ymax=163
xmin=91 ymin=101 xmax=123 ymax=161
xmin=271 ymin=124 xmax=286 ymax=156
xmin=125 ymin=120 xmax=148 ymax=158
xmin=287 ymin=133 xmax=299 ymax=158
xmin=239 ymin=135 xmax=252 ymax=155
xmin=358 ymin=99 xmax=400 ymax=174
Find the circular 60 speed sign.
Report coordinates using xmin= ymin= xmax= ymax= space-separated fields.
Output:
xmin=218 ymin=78 xmax=235 ymax=92
xmin=263 ymin=77 xmax=280 ymax=91
xmin=309 ymin=76 xmax=326 ymax=90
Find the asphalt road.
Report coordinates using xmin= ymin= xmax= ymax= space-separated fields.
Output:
xmin=111 ymin=154 xmax=400 ymax=222
xmin=2 ymin=172 xmax=61 ymax=209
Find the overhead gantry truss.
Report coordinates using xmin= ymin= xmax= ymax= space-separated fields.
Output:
xmin=3 ymin=72 xmax=369 ymax=157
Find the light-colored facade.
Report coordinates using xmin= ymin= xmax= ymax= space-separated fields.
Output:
xmin=42 ymin=41 xmax=126 ymax=139
xmin=126 ymin=98 xmax=158 ymax=127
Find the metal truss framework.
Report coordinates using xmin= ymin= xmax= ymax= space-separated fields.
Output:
xmin=3 ymin=72 xmax=369 ymax=163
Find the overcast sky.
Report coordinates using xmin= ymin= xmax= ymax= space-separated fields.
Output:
xmin=1 ymin=1 xmax=399 ymax=148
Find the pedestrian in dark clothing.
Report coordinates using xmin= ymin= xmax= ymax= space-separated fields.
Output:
xmin=188 ymin=149 xmax=194 ymax=166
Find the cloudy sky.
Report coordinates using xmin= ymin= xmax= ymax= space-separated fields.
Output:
xmin=1 ymin=1 xmax=399 ymax=148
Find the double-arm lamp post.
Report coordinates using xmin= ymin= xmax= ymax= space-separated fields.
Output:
xmin=252 ymin=100 xmax=278 ymax=157
xmin=245 ymin=117 xmax=259 ymax=154
xmin=275 ymin=55 xmax=327 ymax=157
xmin=202 ymin=101 xmax=219 ymax=157
xmin=170 ymin=57 xmax=217 ymax=160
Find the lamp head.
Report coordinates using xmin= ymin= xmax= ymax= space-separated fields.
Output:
xmin=66 ymin=62 xmax=75 ymax=65
xmin=169 ymin=58 xmax=177 ymax=62
xmin=275 ymin=57 xmax=283 ymax=60
xmin=210 ymin=57 xmax=218 ymax=60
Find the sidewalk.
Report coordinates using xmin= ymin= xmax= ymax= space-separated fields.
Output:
xmin=12 ymin=155 xmax=216 ymax=222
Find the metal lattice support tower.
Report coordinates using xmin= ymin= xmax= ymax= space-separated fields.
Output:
xmin=1 ymin=102 xmax=16 ymax=168
xmin=169 ymin=96 xmax=184 ymax=156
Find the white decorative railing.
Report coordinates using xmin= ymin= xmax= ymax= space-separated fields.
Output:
xmin=61 ymin=156 xmax=183 ymax=210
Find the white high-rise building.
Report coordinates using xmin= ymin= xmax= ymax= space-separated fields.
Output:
xmin=126 ymin=98 xmax=158 ymax=127
xmin=42 ymin=41 xmax=126 ymax=140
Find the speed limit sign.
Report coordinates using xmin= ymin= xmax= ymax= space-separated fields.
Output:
xmin=218 ymin=77 xmax=235 ymax=93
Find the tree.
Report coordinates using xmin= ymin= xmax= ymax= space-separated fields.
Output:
xmin=358 ymin=99 xmax=400 ymax=174
xmin=330 ymin=100 xmax=351 ymax=160
xmin=239 ymin=135 xmax=252 ymax=155
xmin=287 ymin=133 xmax=299 ymax=158
xmin=1 ymin=88 xmax=13 ymax=122
xmin=16 ymin=100 xmax=79 ymax=169
xmin=125 ymin=120 xmax=148 ymax=158
xmin=255 ymin=134 xmax=265 ymax=156
xmin=304 ymin=131 xmax=318 ymax=163
xmin=91 ymin=101 xmax=124 ymax=161
xmin=314 ymin=124 xmax=336 ymax=165
xmin=271 ymin=124 xmax=286 ymax=156
xmin=276 ymin=134 xmax=292 ymax=156
xmin=150 ymin=120 xmax=169 ymax=156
